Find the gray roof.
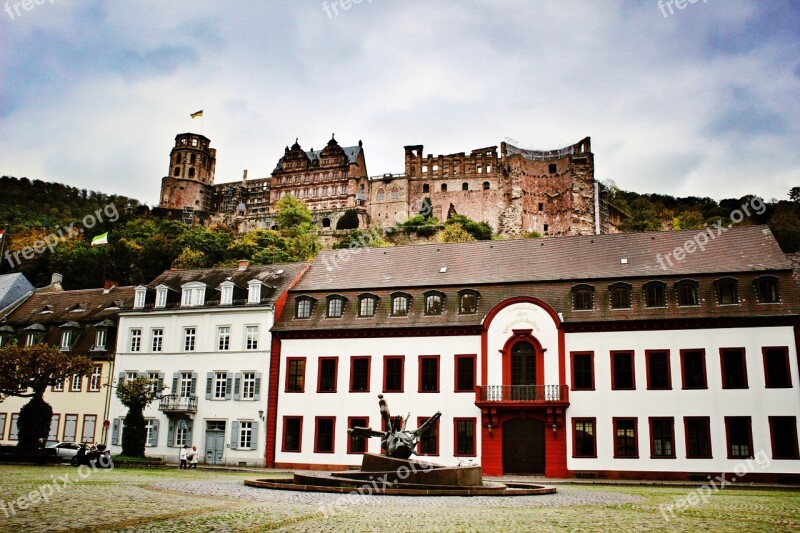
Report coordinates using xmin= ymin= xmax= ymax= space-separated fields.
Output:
xmin=0 ymin=273 xmax=34 ymax=311
xmin=295 ymin=225 xmax=791 ymax=292
xmin=273 ymin=145 xmax=362 ymax=173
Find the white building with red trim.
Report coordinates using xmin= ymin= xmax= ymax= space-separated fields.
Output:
xmin=268 ymin=226 xmax=800 ymax=480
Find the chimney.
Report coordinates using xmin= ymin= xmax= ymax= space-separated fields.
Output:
xmin=238 ymin=260 xmax=250 ymax=271
xmin=51 ymin=273 xmax=63 ymax=286
xmin=242 ymin=169 xmax=248 ymax=184
xmin=103 ymin=280 xmax=118 ymax=290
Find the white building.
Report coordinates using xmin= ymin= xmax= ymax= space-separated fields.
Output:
xmin=270 ymin=226 xmax=800 ymax=480
xmin=108 ymin=261 xmax=307 ymax=466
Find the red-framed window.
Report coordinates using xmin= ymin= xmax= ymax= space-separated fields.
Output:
xmin=720 ymin=348 xmax=748 ymax=389
xmin=285 ymin=357 xmax=306 ymax=392
xmin=314 ymin=416 xmax=336 ymax=453
xmin=454 ymin=418 xmax=476 ymax=456
xmin=724 ymin=416 xmax=753 ymax=459
xmin=680 ymin=349 xmax=707 ymax=389
xmin=317 ymin=357 xmax=338 ymax=393
xmin=81 ymin=414 xmax=97 ymax=444
xmin=418 ymin=355 xmax=440 ymax=393
xmin=62 ymin=413 xmax=79 ymax=442
xmin=645 ymin=350 xmax=671 ymax=390
xmin=69 ymin=374 xmax=83 ymax=392
xmin=383 ymin=356 xmax=404 ymax=393
xmin=282 ymin=416 xmax=303 ymax=452
xmin=454 ymin=354 xmax=476 ymax=392
xmin=613 ymin=417 xmax=638 ymax=458
xmin=571 ymin=352 xmax=595 ymax=391
xmin=684 ymin=417 xmax=712 ymax=458
xmin=611 ymin=351 xmax=635 ymax=390
xmin=349 ymin=356 xmax=371 ymax=392
xmin=347 ymin=416 xmax=369 ymax=454
xmin=416 ymin=416 xmax=439 ymax=456
xmin=768 ymin=416 xmax=799 ymax=459
xmin=649 ymin=417 xmax=676 ymax=458
xmin=572 ymin=418 xmax=597 ymax=458
xmin=763 ymin=347 xmax=792 ymax=388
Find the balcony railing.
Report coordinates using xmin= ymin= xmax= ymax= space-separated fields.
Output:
xmin=158 ymin=394 xmax=198 ymax=413
xmin=476 ymin=385 xmax=569 ymax=403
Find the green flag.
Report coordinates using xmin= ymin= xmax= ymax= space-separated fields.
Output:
xmin=91 ymin=232 xmax=108 ymax=246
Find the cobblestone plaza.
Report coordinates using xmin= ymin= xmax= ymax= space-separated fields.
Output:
xmin=0 ymin=466 xmax=797 ymax=531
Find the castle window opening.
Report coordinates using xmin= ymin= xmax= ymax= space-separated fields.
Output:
xmin=462 ymin=182 xmax=469 ymax=191
xmin=477 ymin=166 xmax=482 ymax=174
xmin=486 ymin=164 xmax=492 ymax=172
xmin=377 ymin=188 xmax=385 ymax=201
xmin=176 ymin=154 xmax=182 ymax=164
xmin=188 ymin=168 xmax=195 ymax=177
xmin=390 ymin=188 xmax=399 ymax=200
xmin=190 ymin=154 xmax=196 ymax=164
xmin=422 ymin=165 xmax=428 ymax=173
xmin=544 ymin=224 xmax=549 ymax=232
xmin=441 ymin=184 xmax=447 ymax=192
xmin=174 ymin=167 xmax=180 ymax=176
xmin=423 ymin=184 xmax=430 ymax=193
xmin=483 ymin=181 xmax=490 ymax=190
xmin=322 ymin=218 xmax=331 ymax=228
xmin=538 ymin=203 xmax=544 ymax=212
xmin=549 ymin=163 xmax=557 ymax=174
xmin=191 ymin=138 xmax=198 ymax=147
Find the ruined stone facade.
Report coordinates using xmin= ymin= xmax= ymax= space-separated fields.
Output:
xmin=159 ymin=133 xmax=617 ymax=236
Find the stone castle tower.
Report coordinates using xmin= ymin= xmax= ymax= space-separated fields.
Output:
xmin=159 ymin=133 xmax=217 ymax=223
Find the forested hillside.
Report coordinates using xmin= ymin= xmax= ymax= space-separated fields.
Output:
xmin=1 ymin=175 xmax=798 ymax=290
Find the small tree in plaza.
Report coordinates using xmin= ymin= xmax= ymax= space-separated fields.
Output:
xmin=0 ymin=343 xmax=93 ymax=450
xmin=115 ymin=376 xmax=164 ymax=457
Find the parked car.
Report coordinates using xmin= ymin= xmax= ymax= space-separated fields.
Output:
xmin=46 ymin=442 xmax=82 ymax=460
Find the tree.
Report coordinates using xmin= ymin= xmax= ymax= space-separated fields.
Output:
xmin=445 ymin=215 xmax=493 ymax=240
xmin=275 ymin=195 xmax=314 ymax=236
xmin=438 ymin=223 xmax=475 ymax=243
xmin=619 ymin=198 xmax=663 ymax=233
xmin=672 ymin=210 xmax=705 ymax=230
xmin=789 ymin=187 xmax=800 ymax=203
xmin=172 ymin=247 xmax=210 ymax=269
xmin=0 ymin=343 xmax=93 ymax=450
xmin=335 ymin=209 xmax=360 ymax=230
xmin=116 ymin=376 xmax=163 ymax=457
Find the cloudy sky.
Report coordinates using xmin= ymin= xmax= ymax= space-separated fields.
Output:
xmin=1 ymin=0 xmax=798 ymax=205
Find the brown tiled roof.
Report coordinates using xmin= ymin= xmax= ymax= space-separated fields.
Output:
xmin=1 ymin=286 xmax=136 ymax=357
xmin=274 ymin=226 xmax=798 ymax=332
xmin=139 ymin=262 xmax=308 ymax=308
xmin=296 ymin=225 xmax=789 ymax=292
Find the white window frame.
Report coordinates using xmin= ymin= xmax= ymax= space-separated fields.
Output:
xmin=147 ymin=372 xmax=161 ymax=394
xmin=213 ymin=372 xmax=228 ymax=400
xmin=151 ymin=328 xmax=163 ymax=352
xmin=239 ymin=421 xmax=253 ymax=449
xmin=144 ymin=419 xmax=156 ymax=447
xmin=89 ymin=365 xmax=102 ymax=391
xmin=179 ymin=372 xmax=193 ymax=398
xmin=25 ymin=332 xmax=37 ymax=346
xmin=241 ymin=372 xmax=256 ymax=400
xmin=134 ymin=287 xmax=147 ymax=309
xmin=155 ymin=286 xmax=168 ymax=308
xmin=71 ymin=374 xmax=82 ymax=391
xmin=218 ymin=326 xmax=231 ymax=351
xmin=130 ymin=329 xmax=142 ymax=352
xmin=248 ymin=281 xmax=262 ymax=304
xmin=220 ymin=283 xmax=233 ymax=305
xmin=95 ymin=328 xmax=107 ymax=349
xmin=245 ymin=325 xmax=259 ymax=350
xmin=183 ymin=327 xmax=196 ymax=352
xmin=60 ymin=330 xmax=73 ymax=350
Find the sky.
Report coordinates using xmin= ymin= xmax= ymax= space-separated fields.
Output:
xmin=1 ymin=0 xmax=799 ymax=206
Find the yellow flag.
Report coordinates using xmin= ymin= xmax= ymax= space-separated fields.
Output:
xmin=190 ymin=110 xmax=203 ymax=119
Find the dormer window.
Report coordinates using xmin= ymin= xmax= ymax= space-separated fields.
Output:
xmin=327 ymin=296 xmax=345 ymax=318
xmin=0 ymin=326 xmax=14 ymax=348
xmin=609 ymin=283 xmax=632 ymax=309
xmin=39 ymin=305 xmax=53 ymax=314
xmin=134 ymin=287 xmax=147 ymax=309
xmin=26 ymin=333 xmax=38 ymax=346
xmin=715 ymin=278 xmax=739 ymax=305
xmin=24 ymin=324 xmax=46 ymax=346
xmin=219 ymin=282 xmax=234 ymax=305
xmin=248 ymin=280 xmax=262 ymax=304
xmin=358 ymin=294 xmax=377 ymax=317
xmin=59 ymin=322 xmax=80 ymax=351
xmin=676 ymin=280 xmax=699 ymax=307
xmin=424 ymin=291 xmax=444 ymax=315
xmin=181 ymin=282 xmax=206 ymax=307
xmin=458 ymin=290 xmax=479 ymax=314
xmin=644 ymin=281 xmax=666 ymax=308
xmin=391 ymin=293 xmax=410 ymax=316
xmin=572 ymin=285 xmax=594 ymax=311
xmin=155 ymin=286 xmax=168 ymax=308
xmin=296 ymin=297 xmax=315 ymax=319
xmin=754 ymin=276 xmax=779 ymax=303
xmin=95 ymin=329 xmax=107 ymax=350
